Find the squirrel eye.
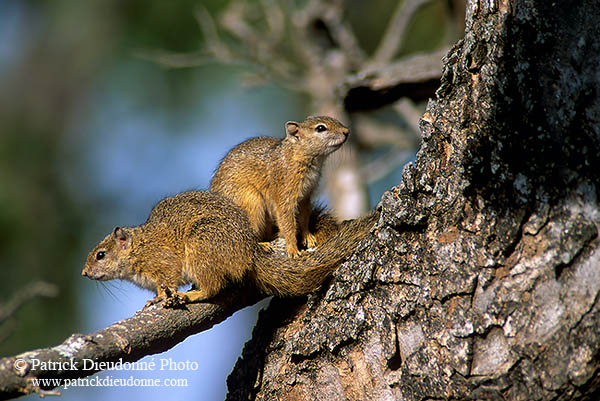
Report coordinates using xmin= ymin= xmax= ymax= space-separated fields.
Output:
xmin=96 ymin=251 xmax=106 ymax=261
xmin=315 ymin=124 xmax=327 ymax=132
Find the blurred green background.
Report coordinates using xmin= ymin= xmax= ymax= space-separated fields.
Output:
xmin=0 ymin=0 xmax=454 ymax=399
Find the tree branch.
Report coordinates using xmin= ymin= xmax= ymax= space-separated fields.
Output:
xmin=0 ymin=282 xmax=59 ymax=325
xmin=367 ymin=0 xmax=435 ymax=68
xmin=341 ymin=48 xmax=449 ymax=111
xmin=0 ymin=288 xmax=262 ymax=399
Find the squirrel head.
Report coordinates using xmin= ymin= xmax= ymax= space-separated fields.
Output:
xmin=285 ymin=116 xmax=349 ymax=156
xmin=82 ymin=227 xmax=133 ymax=282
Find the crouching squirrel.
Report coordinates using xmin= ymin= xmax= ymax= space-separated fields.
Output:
xmin=82 ymin=191 xmax=377 ymax=306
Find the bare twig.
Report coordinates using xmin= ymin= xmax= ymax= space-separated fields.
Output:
xmin=134 ymin=50 xmax=219 ymax=69
xmin=285 ymin=0 xmax=324 ymax=73
xmin=219 ymin=0 xmax=300 ymax=87
xmin=134 ymin=6 xmax=235 ymax=69
xmin=0 ymin=282 xmax=59 ymax=325
xmin=341 ymin=48 xmax=448 ymax=110
xmin=361 ymin=148 xmax=415 ymax=184
xmin=353 ymin=113 xmax=420 ymax=149
xmin=368 ymin=0 xmax=436 ymax=68
xmin=260 ymin=0 xmax=285 ymax=41
xmin=303 ymin=0 xmax=367 ymax=68
xmin=394 ymin=98 xmax=425 ymax=135
xmin=0 ymin=321 xmax=16 ymax=345
xmin=0 ymin=288 xmax=262 ymax=399
xmin=194 ymin=6 xmax=234 ymax=62
xmin=325 ymin=14 xmax=367 ymax=68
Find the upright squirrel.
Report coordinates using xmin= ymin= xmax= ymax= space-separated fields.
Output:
xmin=210 ymin=116 xmax=349 ymax=257
xmin=82 ymin=191 xmax=377 ymax=305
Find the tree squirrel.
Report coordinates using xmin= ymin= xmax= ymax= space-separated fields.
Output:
xmin=210 ymin=116 xmax=349 ymax=257
xmin=81 ymin=191 xmax=377 ymax=305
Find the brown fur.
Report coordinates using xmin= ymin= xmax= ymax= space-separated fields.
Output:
xmin=210 ymin=116 xmax=349 ymax=257
xmin=82 ymin=191 xmax=377 ymax=304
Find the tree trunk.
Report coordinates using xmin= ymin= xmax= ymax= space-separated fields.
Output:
xmin=226 ymin=0 xmax=600 ymax=399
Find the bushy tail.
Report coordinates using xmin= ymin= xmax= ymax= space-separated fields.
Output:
xmin=253 ymin=210 xmax=379 ymax=297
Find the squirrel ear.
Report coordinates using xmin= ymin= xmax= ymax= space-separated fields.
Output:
xmin=113 ymin=227 xmax=131 ymax=249
xmin=285 ymin=121 xmax=300 ymax=141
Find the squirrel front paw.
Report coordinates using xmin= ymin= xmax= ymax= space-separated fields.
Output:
xmin=145 ymin=285 xmax=189 ymax=308
xmin=164 ymin=292 xmax=190 ymax=308
xmin=303 ymin=232 xmax=318 ymax=249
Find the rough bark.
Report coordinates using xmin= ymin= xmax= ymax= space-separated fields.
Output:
xmin=226 ymin=0 xmax=600 ymax=400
